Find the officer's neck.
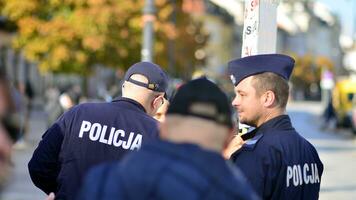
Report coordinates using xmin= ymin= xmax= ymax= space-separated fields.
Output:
xmin=256 ymin=108 xmax=285 ymax=127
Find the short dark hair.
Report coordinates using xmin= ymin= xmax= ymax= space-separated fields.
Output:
xmin=252 ymin=72 xmax=289 ymax=109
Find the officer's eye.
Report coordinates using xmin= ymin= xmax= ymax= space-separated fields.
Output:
xmin=238 ymin=92 xmax=246 ymax=97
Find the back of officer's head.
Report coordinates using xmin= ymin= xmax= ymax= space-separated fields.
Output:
xmin=160 ymin=77 xmax=234 ymax=152
xmin=122 ymin=62 xmax=168 ymax=116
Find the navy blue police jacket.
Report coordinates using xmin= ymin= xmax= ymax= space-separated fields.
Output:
xmin=231 ymin=115 xmax=323 ymax=200
xmin=28 ymin=97 xmax=159 ymax=200
xmin=76 ymin=140 xmax=260 ymax=200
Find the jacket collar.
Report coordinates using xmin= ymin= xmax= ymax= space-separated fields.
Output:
xmin=112 ymin=97 xmax=146 ymax=113
xmin=257 ymin=114 xmax=294 ymax=134
xmin=236 ymin=115 xmax=294 ymax=152
xmin=242 ymin=115 xmax=294 ymax=139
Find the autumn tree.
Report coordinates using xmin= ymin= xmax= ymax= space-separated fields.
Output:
xmin=289 ymin=53 xmax=335 ymax=100
xmin=0 ymin=0 xmax=206 ymax=76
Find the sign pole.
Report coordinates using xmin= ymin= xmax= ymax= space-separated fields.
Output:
xmin=239 ymin=0 xmax=280 ymax=134
xmin=241 ymin=0 xmax=279 ymax=57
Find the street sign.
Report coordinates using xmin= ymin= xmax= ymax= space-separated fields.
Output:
xmin=241 ymin=0 xmax=279 ymax=57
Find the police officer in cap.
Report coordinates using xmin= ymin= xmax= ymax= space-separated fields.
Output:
xmin=28 ymin=62 xmax=169 ymax=200
xmin=76 ymin=78 xmax=260 ymax=200
xmin=226 ymin=54 xmax=323 ymax=199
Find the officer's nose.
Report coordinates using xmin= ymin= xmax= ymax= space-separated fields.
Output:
xmin=231 ymin=95 xmax=240 ymax=109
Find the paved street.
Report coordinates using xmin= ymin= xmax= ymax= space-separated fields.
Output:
xmin=1 ymin=108 xmax=48 ymax=200
xmin=1 ymin=101 xmax=356 ymax=200
xmin=288 ymin=102 xmax=356 ymax=200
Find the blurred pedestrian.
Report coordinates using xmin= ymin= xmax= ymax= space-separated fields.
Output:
xmin=0 ymin=69 xmax=21 ymax=142
xmin=12 ymin=81 xmax=30 ymax=149
xmin=0 ymin=70 xmax=14 ymax=119
xmin=0 ymin=69 xmax=19 ymax=192
xmin=227 ymin=54 xmax=323 ymax=199
xmin=44 ymin=87 xmax=62 ymax=127
xmin=321 ymin=96 xmax=336 ymax=130
xmin=28 ymin=62 xmax=169 ymax=200
xmin=24 ymin=80 xmax=34 ymax=130
xmin=0 ymin=123 xmax=12 ymax=193
xmin=77 ymin=78 xmax=259 ymax=200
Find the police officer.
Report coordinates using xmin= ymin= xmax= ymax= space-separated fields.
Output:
xmin=28 ymin=62 xmax=169 ymax=200
xmin=76 ymin=78 xmax=260 ymax=200
xmin=226 ymin=54 xmax=323 ymax=199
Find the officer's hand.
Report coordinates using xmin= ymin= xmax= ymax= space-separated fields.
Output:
xmin=45 ymin=193 xmax=55 ymax=200
xmin=223 ymin=135 xmax=245 ymax=159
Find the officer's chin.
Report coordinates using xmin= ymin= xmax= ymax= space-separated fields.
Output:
xmin=240 ymin=119 xmax=254 ymax=127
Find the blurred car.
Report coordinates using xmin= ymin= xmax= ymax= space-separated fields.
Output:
xmin=332 ymin=76 xmax=356 ymax=132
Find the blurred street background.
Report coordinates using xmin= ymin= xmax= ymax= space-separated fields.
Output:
xmin=1 ymin=0 xmax=356 ymax=199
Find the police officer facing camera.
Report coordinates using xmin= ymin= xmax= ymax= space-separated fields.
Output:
xmin=28 ymin=62 xmax=169 ymax=200
xmin=77 ymin=78 xmax=259 ymax=200
xmin=226 ymin=54 xmax=323 ymax=200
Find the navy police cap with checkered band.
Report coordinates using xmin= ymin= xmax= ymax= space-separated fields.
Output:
xmin=228 ymin=54 xmax=295 ymax=86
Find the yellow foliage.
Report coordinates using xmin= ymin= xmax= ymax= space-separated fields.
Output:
xmin=118 ymin=48 xmax=128 ymax=58
xmin=18 ymin=17 xmax=39 ymax=36
xmin=161 ymin=23 xmax=177 ymax=39
xmin=75 ymin=51 xmax=87 ymax=64
xmin=49 ymin=0 xmax=62 ymax=7
xmin=53 ymin=45 xmax=69 ymax=62
xmin=1 ymin=0 xmax=206 ymax=75
xmin=88 ymin=0 xmax=106 ymax=6
xmin=156 ymin=0 xmax=167 ymax=7
xmin=83 ymin=35 xmax=104 ymax=51
xmin=119 ymin=30 xmax=129 ymax=39
xmin=315 ymin=56 xmax=334 ymax=70
xmin=129 ymin=17 xmax=142 ymax=29
xmin=2 ymin=0 xmax=38 ymax=20
xmin=290 ymin=53 xmax=334 ymax=87
xmin=158 ymin=5 xmax=173 ymax=19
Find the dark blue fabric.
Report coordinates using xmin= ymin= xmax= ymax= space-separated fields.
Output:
xmin=77 ymin=140 xmax=260 ymax=200
xmin=231 ymin=115 xmax=324 ymax=200
xmin=124 ymin=62 xmax=168 ymax=92
xmin=167 ymin=77 xmax=233 ymax=128
xmin=28 ymin=97 xmax=159 ymax=200
xmin=228 ymin=54 xmax=295 ymax=86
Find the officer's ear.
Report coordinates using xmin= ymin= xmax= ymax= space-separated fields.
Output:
xmin=152 ymin=95 xmax=164 ymax=110
xmin=261 ymin=90 xmax=275 ymax=108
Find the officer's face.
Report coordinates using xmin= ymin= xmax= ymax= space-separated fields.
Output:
xmin=232 ymin=76 xmax=263 ymax=127
xmin=153 ymin=99 xmax=169 ymax=122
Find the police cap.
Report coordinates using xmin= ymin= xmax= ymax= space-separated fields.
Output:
xmin=228 ymin=54 xmax=295 ymax=86
xmin=124 ymin=62 xmax=169 ymax=93
xmin=167 ymin=77 xmax=233 ymax=128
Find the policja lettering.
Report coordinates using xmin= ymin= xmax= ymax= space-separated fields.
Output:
xmin=78 ymin=120 xmax=142 ymax=150
xmin=286 ymin=163 xmax=320 ymax=187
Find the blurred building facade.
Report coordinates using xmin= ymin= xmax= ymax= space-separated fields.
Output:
xmin=276 ymin=2 xmax=343 ymax=74
xmin=195 ymin=0 xmax=345 ymax=100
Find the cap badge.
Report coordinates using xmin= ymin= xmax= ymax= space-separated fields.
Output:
xmin=230 ymin=75 xmax=236 ymax=85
